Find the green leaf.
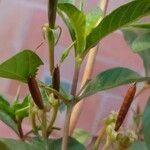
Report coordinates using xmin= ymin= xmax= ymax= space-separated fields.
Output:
xmin=73 ymin=128 xmax=92 ymax=144
xmin=60 ymin=47 xmax=72 ymax=63
xmin=57 ymin=8 xmax=75 ymax=42
xmin=58 ymin=3 xmax=86 ymax=55
xmin=143 ymin=98 xmax=150 ymax=150
xmin=58 ymin=0 xmax=75 ymax=4
xmin=0 ymin=137 xmax=86 ymax=150
xmin=47 ymin=28 xmax=55 ymax=47
xmin=0 ymin=138 xmax=43 ymax=150
xmin=79 ymin=67 xmax=150 ymax=99
xmin=0 ymin=138 xmax=51 ymax=150
xmin=86 ymin=7 xmax=103 ymax=36
xmin=122 ymin=29 xmax=138 ymax=47
xmin=131 ymin=32 xmax=150 ymax=52
xmin=60 ymin=41 xmax=75 ymax=63
xmin=0 ymin=111 xmax=19 ymax=135
xmin=128 ymin=141 xmax=148 ymax=150
xmin=86 ymin=0 xmax=150 ymax=50
xmin=0 ymin=96 xmax=12 ymax=116
xmin=122 ymin=29 xmax=150 ymax=76
xmin=14 ymin=96 xmax=30 ymax=121
xmin=0 ymin=50 xmax=43 ymax=83
xmin=53 ymin=137 xmax=86 ymax=150
xmin=139 ymin=50 xmax=150 ymax=76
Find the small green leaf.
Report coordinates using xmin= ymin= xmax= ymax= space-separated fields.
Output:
xmin=58 ymin=3 xmax=86 ymax=55
xmin=0 ymin=96 xmax=12 ymax=116
xmin=128 ymin=141 xmax=148 ymax=150
xmin=86 ymin=0 xmax=150 ymax=50
xmin=60 ymin=41 xmax=75 ymax=63
xmin=86 ymin=7 xmax=103 ymax=36
xmin=0 ymin=111 xmax=19 ymax=135
xmin=79 ymin=67 xmax=150 ymax=99
xmin=14 ymin=96 xmax=30 ymax=121
xmin=143 ymin=98 xmax=150 ymax=150
xmin=0 ymin=50 xmax=43 ymax=83
xmin=131 ymin=32 xmax=150 ymax=52
xmin=73 ymin=128 xmax=92 ymax=144
xmin=60 ymin=47 xmax=72 ymax=63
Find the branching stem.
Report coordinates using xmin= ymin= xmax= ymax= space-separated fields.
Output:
xmin=61 ymin=62 xmax=81 ymax=150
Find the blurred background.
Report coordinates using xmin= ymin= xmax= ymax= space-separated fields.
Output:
xmin=0 ymin=0 xmax=149 ymax=139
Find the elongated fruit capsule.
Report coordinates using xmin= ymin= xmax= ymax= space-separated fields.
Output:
xmin=115 ymin=83 xmax=136 ymax=131
xmin=28 ymin=76 xmax=44 ymax=109
xmin=52 ymin=65 xmax=60 ymax=99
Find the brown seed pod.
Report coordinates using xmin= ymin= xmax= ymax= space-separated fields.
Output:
xmin=28 ymin=76 xmax=44 ymax=109
xmin=52 ymin=65 xmax=60 ymax=99
xmin=115 ymin=83 xmax=136 ymax=131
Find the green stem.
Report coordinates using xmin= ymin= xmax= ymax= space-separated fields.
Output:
xmin=47 ymin=0 xmax=58 ymax=74
xmin=93 ymin=126 xmax=106 ymax=150
xmin=31 ymin=111 xmax=36 ymax=132
xmin=46 ymin=106 xmax=59 ymax=137
xmin=71 ymin=63 xmax=81 ymax=96
xmin=41 ymin=110 xmax=47 ymax=138
xmin=48 ymin=42 xmax=55 ymax=74
xmin=61 ymin=62 xmax=81 ymax=150
xmin=61 ymin=105 xmax=73 ymax=150
xmin=38 ymin=81 xmax=69 ymax=105
xmin=48 ymin=0 xmax=58 ymax=28
xmin=102 ymin=136 xmax=112 ymax=150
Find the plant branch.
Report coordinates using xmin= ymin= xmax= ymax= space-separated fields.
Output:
xmin=101 ymin=136 xmax=111 ymax=150
xmin=18 ymin=122 xmax=24 ymax=140
xmin=46 ymin=105 xmax=59 ymax=137
xmin=38 ymin=82 xmax=69 ymax=105
xmin=61 ymin=105 xmax=73 ymax=150
xmin=61 ymin=63 xmax=81 ymax=150
xmin=93 ymin=126 xmax=106 ymax=150
xmin=48 ymin=0 xmax=58 ymax=28
xmin=41 ymin=110 xmax=47 ymax=138
xmin=69 ymin=0 xmax=109 ymax=135
xmin=71 ymin=63 xmax=81 ymax=96
xmin=47 ymin=0 xmax=58 ymax=74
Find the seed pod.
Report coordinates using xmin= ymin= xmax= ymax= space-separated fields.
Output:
xmin=52 ymin=65 xmax=60 ymax=99
xmin=28 ymin=76 xmax=44 ymax=109
xmin=115 ymin=83 xmax=136 ymax=131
